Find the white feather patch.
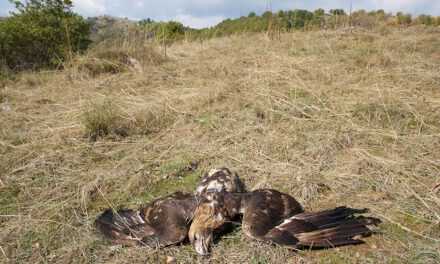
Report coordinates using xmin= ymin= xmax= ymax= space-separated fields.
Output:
xmin=208 ymin=168 xmax=222 ymax=176
xmin=206 ymin=180 xmax=224 ymax=192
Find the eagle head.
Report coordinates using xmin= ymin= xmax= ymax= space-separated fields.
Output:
xmin=189 ymin=193 xmax=227 ymax=255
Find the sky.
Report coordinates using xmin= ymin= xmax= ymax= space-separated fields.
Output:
xmin=1 ymin=0 xmax=439 ymax=28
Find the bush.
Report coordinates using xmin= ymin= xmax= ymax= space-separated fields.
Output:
xmin=82 ymin=100 xmax=174 ymax=140
xmin=415 ymin=15 xmax=434 ymax=26
xmin=396 ymin=12 xmax=412 ymax=26
xmin=140 ymin=21 xmax=185 ymax=44
xmin=0 ymin=0 xmax=91 ymax=71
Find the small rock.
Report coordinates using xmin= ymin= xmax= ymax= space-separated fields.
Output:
xmin=1 ymin=103 xmax=11 ymax=112
xmin=127 ymin=57 xmax=143 ymax=73
xmin=166 ymin=256 xmax=176 ymax=264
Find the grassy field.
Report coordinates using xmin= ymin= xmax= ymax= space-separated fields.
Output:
xmin=1 ymin=26 xmax=440 ymax=263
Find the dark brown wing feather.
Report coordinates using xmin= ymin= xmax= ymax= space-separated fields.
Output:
xmin=268 ymin=207 xmax=380 ymax=249
xmin=96 ymin=192 xmax=197 ymax=247
xmin=294 ymin=221 xmax=372 ymax=248
xmin=241 ymin=190 xmax=380 ymax=249
xmin=293 ymin=207 xmax=370 ymax=228
xmin=95 ymin=208 xmax=155 ymax=246
xmin=241 ymin=189 xmax=304 ymax=240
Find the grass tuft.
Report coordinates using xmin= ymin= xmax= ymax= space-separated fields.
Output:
xmin=82 ymin=100 xmax=127 ymax=141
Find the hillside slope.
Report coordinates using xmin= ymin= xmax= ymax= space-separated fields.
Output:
xmin=1 ymin=28 xmax=440 ymax=263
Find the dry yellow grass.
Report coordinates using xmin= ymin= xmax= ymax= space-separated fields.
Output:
xmin=1 ymin=27 xmax=440 ymax=263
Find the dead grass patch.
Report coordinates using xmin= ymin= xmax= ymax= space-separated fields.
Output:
xmin=73 ymin=45 xmax=165 ymax=77
xmin=352 ymin=102 xmax=417 ymax=130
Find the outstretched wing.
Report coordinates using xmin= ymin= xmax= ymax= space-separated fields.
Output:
xmin=96 ymin=192 xmax=197 ymax=247
xmin=248 ymin=205 xmax=380 ymax=249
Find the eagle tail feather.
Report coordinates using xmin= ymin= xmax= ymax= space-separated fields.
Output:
xmin=295 ymin=221 xmax=373 ymax=248
xmin=272 ymin=207 xmax=381 ymax=249
xmin=294 ymin=207 xmax=380 ymax=229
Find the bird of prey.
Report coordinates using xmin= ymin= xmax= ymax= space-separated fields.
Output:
xmin=95 ymin=167 xmax=245 ymax=248
xmin=189 ymin=189 xmax=380 ymax=255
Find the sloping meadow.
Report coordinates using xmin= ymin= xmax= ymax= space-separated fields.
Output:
xmin=1 ymin=27 xmax=439 ymax=263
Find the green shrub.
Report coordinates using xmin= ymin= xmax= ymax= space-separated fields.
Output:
xmin=0 ymin=0 xmax=91 ymax=71
xmin=415 ymin=14 xmax=434 ymax=26
xmin=396 ymin=12 xmax=412 ymax=26
xmin=140 ymin=20 xmax=185 ymax=44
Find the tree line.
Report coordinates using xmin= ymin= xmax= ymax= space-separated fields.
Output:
xmin=1 ymin=0 xmax=439 ymax=75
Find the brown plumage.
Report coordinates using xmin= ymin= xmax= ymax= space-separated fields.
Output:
xmin=189 ymin=189 xmax=380 ymax=255
xmin=95 ymin=192 xmax=196 ymax=247
xmin=189 ymin=167 xmax=246 ymax=254
xmin=95 ymin=167 xmax=245 ymax=249
xmin=195 ymin=167 xmax=245 ymax=197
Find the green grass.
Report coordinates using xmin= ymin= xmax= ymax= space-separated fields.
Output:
xmin=140 ymin=163 xmax=202 ymax=201
xmin=0 ymin=185 xmax=20 ymax=215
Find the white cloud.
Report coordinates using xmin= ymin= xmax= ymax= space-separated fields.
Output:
xmin=173 ymin=14 xmax=226 ymax=28
xmin=370 ymin=0 xmax=440 ymax=14
xmin=65 ymin=0 xmax=440 ymax=21
xmin=372 ymin=0 xmax=424 ymax=7
xmin=72 ymin=0 xmax=107 ymax=17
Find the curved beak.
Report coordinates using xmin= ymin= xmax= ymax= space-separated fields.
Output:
xmin=190 ymin=231 xmax=213 ymax=256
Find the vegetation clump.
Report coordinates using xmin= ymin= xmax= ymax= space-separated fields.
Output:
xmin=76 ymin=50 xmax=138 ymax=77
xmin=0 ymin=0 xmax=90 ymax=71
xmin=83 ymin=100 xmax=126 ymax=141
